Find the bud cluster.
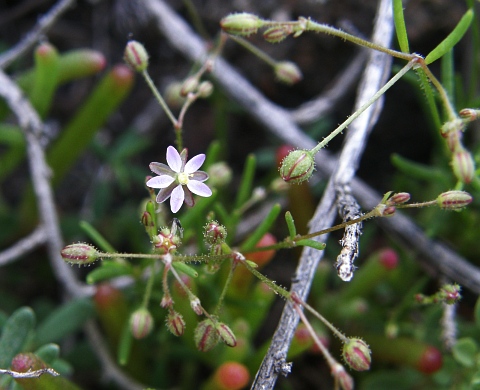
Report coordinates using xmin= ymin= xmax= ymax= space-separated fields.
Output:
xmin=415 ymin=283 xmax=461 ymax=305
xmin=194 ymin=317 xmax=237 ymax=352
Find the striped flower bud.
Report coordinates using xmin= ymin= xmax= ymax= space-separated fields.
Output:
xmin=61 ymin=243 xmax=98 ymax=265
xmin=274 ymin=61 xmax=302 ymax=85
xmin=279 ymin=149 xmax=315 ymax=184
xmin=194 ymin=319 xmax=219 ymax=352
xmin=166 ymin=310 xmax=185 ymax=336
xmin=216 ymin=322 xmax=237 ymax=347
xmin=451 ymin=148 xmax=475 ymax=184
xmin=436 ymin=190 xmax=473 ymax=210
xmin=220 ymin=13 xmax=263 ymax=37
xmin=130 ymin=308 xmax=154 ymax=339
xmin=263 ymin=26 xmax=292 ymax=43
xmin=342 ymin=338 xmax=371 ymax=371
xmin=124 ymin=40 xmax=149 ymax=72
xmin=204 ymin=221 xmax=227 ymax=246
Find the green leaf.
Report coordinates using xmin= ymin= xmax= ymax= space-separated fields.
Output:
xmin=117 ymin=320 xmax=133 ymax=366
xmin=474 ymin=296 xmax=480 ymax=327
xmin=425 ymin=9 xmax=473 ymax=65
xmin=393 ymin=0 xmax=410 ymax=53
xmin=0 ymin=307 xmax=35 ymax=368
xmin=296 ymin=239 xmax=326 ymax=251
xmin=240 ymin=203 xmax=281 ymax=251
xmin=452 ymin=337 xmax=477 ymax=367
xmin=36 ymin=298 xmax=95 ymax=345
xmin=391 ymin=154 xmax=447 ymax=184
xmin=235 ymin=154 xmax=256 ymax=210
xmin=79 ymin=220 xmax=116 ymax=253
xmin=34 ymin=343 xmax=60 ymax=364
xmin=86 ymin=261 xmax=133 ymax=284
xmin=172 ymin=262 xmax=199 ymax=278
xmin=285 ymin=211 xmax=297 ymax=239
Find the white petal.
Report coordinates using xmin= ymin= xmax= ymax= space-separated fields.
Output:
xmin=166 ymin=146 xmax=182 ymax=173
xmin=146 ymin=175 xmax=175 ymax=188
xmin=184 ymin=154 xmax=206 ymax=173
xmin=187 ymin=180 xmax=212 ymax=197
xmin=170 ymin=185 xmax=185 ymax=213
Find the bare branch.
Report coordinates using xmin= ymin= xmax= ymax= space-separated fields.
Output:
xmin=0 ymin=225 xmax=47 ymax=266
xmin=0 ymin=367 xmax=59 ymax=378
xmin=0 ymin=0 xmax=76 ymax=69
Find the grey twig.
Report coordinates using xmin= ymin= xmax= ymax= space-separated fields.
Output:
xmin=0 ymin=367 xmax=59 ymax=378
xmin=0 ymin=225 xmax=47 ymax=266
xmin=0 ymin=0 xmax=76 ymax=69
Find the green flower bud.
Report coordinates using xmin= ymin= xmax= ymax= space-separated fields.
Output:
xmin=207 ymin=162 xmax=232 ymax=187
xmin=194 ymin=319 xmax=219 ymax=352
xmin=216 ymin=322 xmax=237 ymax=347
xmin=263 ymin=26 xmax=292 ymax=43
xmin=274 ymin=61 xmax=302 ymax=85
xmin=204 ymin=221 xmax=227 ymax=246
xmin=197 ymin=81 xmax=214 ymax=98
xmin=437 ymin=190 xmax=473 ymax=210
xmin=124 ymin=40 xmax=149 ymax=72
xmin=451 ymin=148 xmax=475 ymax=184
xmin=342 ymin=338 xmax=371 ymax=371
xmin=130 ymin=308 xmax=154 ymax=339
xmin=166 ymin=310 xmax=185 ymax=336
xmin=180 ymin=75 xmax=199 ymax=97
xmin=61 ymin=243 xmax=98 ymax=265
xmin=279 ymin=149 xmax=315 ymax=184
xmin=220 ymin=13 xmax=263 ymax=36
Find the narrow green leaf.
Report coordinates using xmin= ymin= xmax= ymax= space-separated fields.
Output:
xmin=36 ymin=298 xmax=95 ymax=345
xmin=172 ymin=262 xmax=199 ymax=278
xmin=235 ymin=154 xmax=256 ymax=210
xmin=118 ymin=321 xmax=133 ymax=366
xmin=474 ymin=296 xmax=480 ymax=327
xmin=296 ymin=239 xmax=326 ymax=251
xmin=391 ymin=154 xmax=447 ymax=184
xmin=86 ymin=261 xmax=133 ymax=284
xmin=240 ymin=203 xmax=282 ymax=251
xmin=425 ymin=9 xmax=473 ymax=65
xmin=285 ymin=211 xmax=297 ymax=239
xmin=0 ymin=307 xmax=35 ymax=368
xmin=393 ymin=0 xmax=410 ymax=53
xmin=79 ymin=220 xmax=116 ymax=253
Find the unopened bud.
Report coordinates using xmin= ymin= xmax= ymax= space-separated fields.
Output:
xmin=440 ymin=284 xmax=461 ymax=304
xmin=194 ymin=319 xmax=219 ymax=352
xmin=388 ymin=192 xmax=411 ymax=205
xmin=164 ymin=81 xmax=186 ymax=108
xmin=180 ymin=75 xmax=199 ymax=97
xmin=274 ymin=61 xmax=302 ymax=85
xmin=204 ymin=221 xmax=227 ymax=245
xmin=190 ymin=297 xmax=203 ymax=315
xmin=130 ymin=308 xmax=154 ymax=339
xmin=451 ymin=148 xmax=475 ymax=184
xmin=166 ymin=310 xmax=185 ymax=336
xmin=437 ymin=190 xmax=473 ymax=210
xmin=124 ymin=40 xmax=149 ymax=72
xmin=61 ymin=243 xmax=98 ymax=265
xmin=197 ymin=81 xmax=213 ymax=98
xmin=216 ymin=322 xmax=237 ymax=347
xmin=263 ymin=26 xmax=292 ymax=43
xmin=220 ymin=13 xmax=263 ymax=37
xmin=206 ymin=162 xmax=232 ymax=187
xmin=342 ymin=338 xmax=371 ymax=371
xmin=332 ymin=363 xmax=354 ymax=390
xmin=459 ymin=108 xmax=479 ymax=122
xmin=445 ymin=130 xmax=462 ymax=152
xmin=279 ymin=149 xmax=315 ymax=184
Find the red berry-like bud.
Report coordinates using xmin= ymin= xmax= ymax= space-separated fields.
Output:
xmin=378 ymin=248 xmax=399 ymax=270
xmin=246 ymin=233 xmax=277 ymax=268
xmin=194 ymin=319 xmax=219 ymax=352
xmin=417 ymin=346 xmax=443 ymax=374
xmin=342 ymin=338 xmax=371 ymax=371
xmin=124 ymin=40 xmax=149 ymax=72
xmin=220 ymin=13 xmax=263 ymax=37
xmin=274 ymin=61 xmax=303 ymax=85
xmin=166 ymin=310 xmax=185 ymax=337
xmin=279 ymin=149 xmax=315 ymax=184
xmin=61 ymin=243 xmax=98 ymax=265
xmin=213 ymin=361 xmax=250 ymax=390
xmin=451 ymin=148 xmax=475 ymax=184
xmin=437 ymin=190 xmax=473 ymax=210
xmin=129 ymin=308 xmax=154 ymax=339
xmin=216 ymin=322 xmax=237 ymax=347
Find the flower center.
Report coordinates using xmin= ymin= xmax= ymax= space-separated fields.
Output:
xmin=177 ymin=172 xmax=190 ymax=185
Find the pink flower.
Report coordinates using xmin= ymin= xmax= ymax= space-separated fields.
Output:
xmin=147 ymin=146 xmax=212 ymax=213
